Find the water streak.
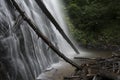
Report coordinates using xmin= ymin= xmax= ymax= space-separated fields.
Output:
xmin=0 ymin=0 xmax=72 ymax=80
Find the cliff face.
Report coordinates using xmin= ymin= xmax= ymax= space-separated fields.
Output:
xmin=0 ymin=0 xmax=59 ymax=80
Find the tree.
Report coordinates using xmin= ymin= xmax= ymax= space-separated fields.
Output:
xmin=64 ymin=0 xmax=120 ymax=47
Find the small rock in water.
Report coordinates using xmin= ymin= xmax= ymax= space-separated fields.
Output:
xmin=44 ymin=67 xmax=54 ymax=72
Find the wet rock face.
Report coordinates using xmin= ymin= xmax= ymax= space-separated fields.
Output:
xmin=0 ymin=41 xmax=8 ymax=80
xmin=0 ymin=11 xmax=15 ymax=80
xmin=0 ymin=0 xmax=61 ymax=80
xmin=0 ymin=40 xmax=16 ymax=80
xmin=0 ymin=13 xmax=10 ymax=37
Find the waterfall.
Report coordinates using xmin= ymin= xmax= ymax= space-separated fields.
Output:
xmin=42 ymin=0 xmax=76 ymax=57
xmin=0 ymin=0 xmax=75 ymax=80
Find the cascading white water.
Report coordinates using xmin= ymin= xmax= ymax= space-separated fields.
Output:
xmin=42 ymin=0 xmax=76 ymax=57
xmin=0 ymin=0 xmax=75 ymax=80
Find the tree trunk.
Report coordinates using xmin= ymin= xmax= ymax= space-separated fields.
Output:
xmin=34 ymin=0 xmax=80 ymax=54
xmin=10 ymin=0 xmax=82 ymax=70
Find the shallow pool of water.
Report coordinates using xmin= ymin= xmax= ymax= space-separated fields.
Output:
xmin=37 ymin=48 xmax=112 ymax=80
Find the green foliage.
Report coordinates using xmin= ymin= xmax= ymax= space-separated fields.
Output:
xmin=64 ymin=0 xmax=120 ymax=47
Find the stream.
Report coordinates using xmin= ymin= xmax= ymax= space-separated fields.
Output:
xmin=37 ymin=48 xmax=112 ymax=80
